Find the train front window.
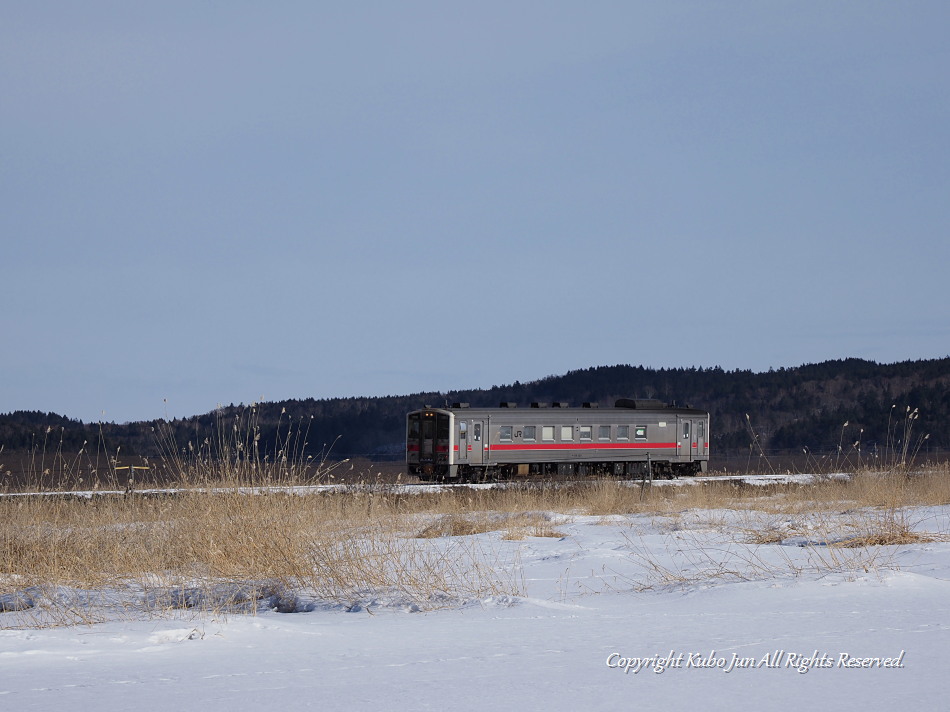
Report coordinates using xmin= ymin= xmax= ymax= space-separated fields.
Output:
xmin=408 ymin=415 xmax=421 ymax=441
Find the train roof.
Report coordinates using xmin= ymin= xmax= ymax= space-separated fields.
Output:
xmin=410 ymin=400 xmax=708 ymax=416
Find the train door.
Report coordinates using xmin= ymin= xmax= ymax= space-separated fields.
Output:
xmin=469 ymin=419 xmax=487 ymax=466
xmin=457 ymin=421 xmax=468 ymax=462
xmin=414 ymin=409 xmax=451 ymax=477
xmin=407 ymin=412 xmax=421 ymax=471
xmin=695 ymin=418 xmax=707 ymax=458
xmin=679 ymin=418 xmax=693 ymax=462
xmin=421 ymin=413 xmax=436 ymax=466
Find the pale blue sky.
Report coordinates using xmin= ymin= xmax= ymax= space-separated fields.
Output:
xmin=3 ymin=2 xmax=949 ymax=423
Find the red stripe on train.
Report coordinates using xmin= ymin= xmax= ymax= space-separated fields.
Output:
xmin=490 ymin=442 xmax=678 ymax=451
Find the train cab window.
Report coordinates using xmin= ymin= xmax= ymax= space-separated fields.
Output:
xmin=499 ymin=426 xmax=513 ymax=442
xmin=560 ymin=426 xmax=573 ymax=441
xmin=617 ymin=425 xmax=629 ymax=440
xmin=579 ymin=426 xmax=592 ymax=441
xmin=635 ymin=425 xmax=647 ymax=441
xmin=542 ymin=426 xmax=555 ymax=441
xmin=523 ymin=426 xmax=536 ymax=441
xmin=698 ymin=421 xmax=705 ymax=439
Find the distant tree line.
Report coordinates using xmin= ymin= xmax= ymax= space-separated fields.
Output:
xmin=2 ymin=358 xmax=948 ymax=470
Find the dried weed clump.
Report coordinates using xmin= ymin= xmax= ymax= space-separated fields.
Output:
xmin=413 ymin=512 xmax=565 ymax=541
xmin=501 ymin=513 xmax=566 ymax=541
xmin=620 ymin=473 xmax=950 ymax=593
xmin=4 ymin=463 xmax=948 ymax=627
xmin=0 ymin=487 xmax=521 ymax=627
xmin=416 ymin=513 xmax=508 ymax=539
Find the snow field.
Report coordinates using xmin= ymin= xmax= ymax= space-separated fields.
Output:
xmin=2 ymin=478 xmax=950 ymax=710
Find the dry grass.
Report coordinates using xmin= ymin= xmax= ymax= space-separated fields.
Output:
xmin=612 ymin=466 xmax=950 ymax=593
xmin=411 ymin=509 xmax=566 ymax=541
xmin=621 ymin=528 xmax=907 ymax=592
xmin=0 ymin=488 xmax=521 ymax=626
xmin=3 ymin=463 xmax=948 ymax=627
xmin=501 ymin=513 xmax=566 ymax=541
xmin=415 ymin=513 xmax=509 ymax=539
xmin=382 ymin=464 xmax=950 ymax=522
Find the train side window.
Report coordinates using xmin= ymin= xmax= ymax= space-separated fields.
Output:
xmin=635 ymin=425 xmax=647 ymax=441
xmin=698 ymin=421 xmax=705 ymax=439
xmin=459 ymin=422 xmax=467 ymax=441
xmin=473 ymin=424 xmax=481 ymax=442
xmin=560 ymin=426 xmax=573 ymax=441
xmin=683 ymin=422 xmax=690 ymax=439
xmin=523 ymin=426 xmax=536 ymax=441
xmin=598 ymin=425 xmax=611 ymax=440
xmin=617 ymin=425 xmax=629 ymax=440
xmin=542 ymin=426 xmax=555 ymax=441
xmin=499 ymin=426 xmax=513 ymax=442
xmin=579 ymin=425 xmax=592 ymax=441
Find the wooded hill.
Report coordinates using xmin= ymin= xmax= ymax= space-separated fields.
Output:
xmin=2 ymin=358 xmax=948 ymax=472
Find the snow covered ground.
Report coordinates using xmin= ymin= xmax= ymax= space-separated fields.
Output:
xmin=3 ymin=506 xmax=949 ymax=710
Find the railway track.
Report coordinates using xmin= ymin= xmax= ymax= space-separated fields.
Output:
xmin=0 ymin=472 xmax=846 ymax=499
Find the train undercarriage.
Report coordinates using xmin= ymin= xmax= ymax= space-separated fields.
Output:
xmin=414 ymin=459 xmax=703 ymax=483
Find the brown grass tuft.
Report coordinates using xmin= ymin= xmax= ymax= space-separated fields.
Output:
xmin=4 ymin=463 xmax=949 ymax=626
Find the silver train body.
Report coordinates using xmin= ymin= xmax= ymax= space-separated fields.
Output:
xmin=406 ymin=399 xmax=709 ymax=481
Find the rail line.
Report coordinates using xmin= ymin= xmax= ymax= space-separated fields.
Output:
xmin=0 ymin=472 xmax=848 ymax=500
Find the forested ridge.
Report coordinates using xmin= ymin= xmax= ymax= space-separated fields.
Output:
xmin=3 ymin=358 xmax=949 ymax=467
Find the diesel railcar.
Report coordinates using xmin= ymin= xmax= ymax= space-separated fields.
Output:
xmin=406 ymin=399 xmax=709 ymax=482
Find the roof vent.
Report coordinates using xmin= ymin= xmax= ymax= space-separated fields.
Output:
xmin=499 ymin=402 xmax=517 ymax=408
xmin=615 ymin=398 xmax=667 ymax=409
